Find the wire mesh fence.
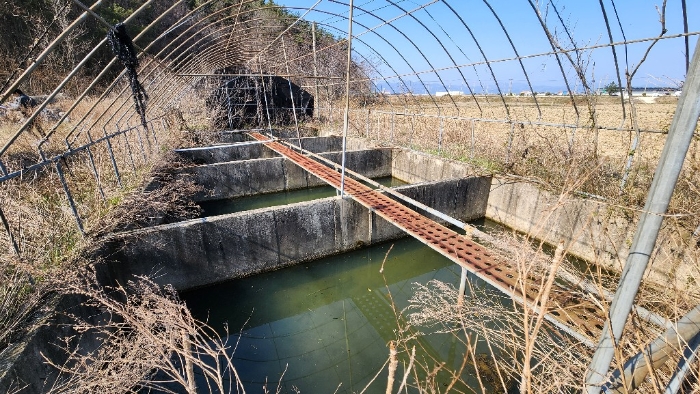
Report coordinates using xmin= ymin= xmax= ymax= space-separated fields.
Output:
xmin=1 ymin=0 xmax=700 ymax=392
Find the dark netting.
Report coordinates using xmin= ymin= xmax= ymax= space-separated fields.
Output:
xmin=107 ymin=23 xmax=148 ymax=131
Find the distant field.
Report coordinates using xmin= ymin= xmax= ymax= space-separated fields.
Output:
xmin=336 ymin=95 xmax=683 ymax=166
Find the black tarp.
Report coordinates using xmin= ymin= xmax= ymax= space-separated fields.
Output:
xmin=207 ymin=73 xmax=314 ymax=130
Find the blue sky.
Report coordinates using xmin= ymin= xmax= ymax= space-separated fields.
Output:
xmin=274 ymin=0 xmax=698 ymax=93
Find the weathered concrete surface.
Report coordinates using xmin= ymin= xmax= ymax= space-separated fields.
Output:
xmin=487 ymin=177 xmax=632 ymax=269
xmin=184 ymin=148 xmax=393 ymax=201
xmin=97 ymin=176 xmax=491 ymax=291
xmin=486 ymin=177 xmax=696 ymax=288
xmin=392 ymin=149 xmax=480 ymax=183
xmin=283 ymin=136 xmax=344 ymax=153
xmin=176 ymin=143 xmax=280 ymax=164
xmin=393 ymin=177 xmax=490 ymax=223
xmin=176 ymin=136 xmax=360 ymax=165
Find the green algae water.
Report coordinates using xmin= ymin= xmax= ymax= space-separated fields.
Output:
xmin=182 ymin=235 xmax=506 ymax=393
xmin=198 ymin=176 xmax=407 ymax=216
xmin=180 ymin=219 xmax=591 ymax=393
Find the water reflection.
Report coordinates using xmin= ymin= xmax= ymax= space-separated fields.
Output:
xmin=182 ymin=236 xmax=497 ymax=393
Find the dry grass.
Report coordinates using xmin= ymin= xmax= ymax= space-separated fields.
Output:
xmin=1 ymin=65 xmax=698 ymax=394
xmin=329 ymin=95 xmax=700 ymax=232
xmin=0 ymin=87 xmax=223 ymax=392
xmin=45 ymin=268 xmax=242 ymax=394
xmin=378 ymin=227 xmax=700 ymax=393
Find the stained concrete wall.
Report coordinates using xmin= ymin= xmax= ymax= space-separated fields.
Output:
xmin=98 ymin=176 xmax=491 ymax=291
xmin=184 ymin=148 xmax=393 ymax=201
xmin=486 ymin=178 xmax=632 ymax=268
xmin=176 ymin=136 xmax=359 ymax=165
xmin=393 ymin=178 xmax=490 ymax=223
xmin=176 ymin=143 xmax=280 ymax=164
xmin=485 ymin=177 xmax=696 ymax=287
xmin=392 ymin=149 xmax=480 ymax=183
xmin=284 ymin=136 xmax=344 ymax=153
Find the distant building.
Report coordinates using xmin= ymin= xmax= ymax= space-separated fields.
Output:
xmin=435 ymin=91 xmax=464 ymax=97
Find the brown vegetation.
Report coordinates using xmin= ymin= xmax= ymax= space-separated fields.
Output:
xmin=1 ymin=0 xmax=698 ymax=392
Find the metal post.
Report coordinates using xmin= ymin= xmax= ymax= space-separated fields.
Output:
xmin=620 ymin=127 xmax=641 ymax=190
xmin=391 ymin=112 xmax=395 ymax=143
xmin=281 ymin=36 xmax=301 ymax=147
xmin=259 ymin=61 xmax=274 ymax=133
xmin=602 ymin=306 xmax=700 ymax=393
xmin=665 ymin=331 xmax=700 ymax=394
xmin=55 ymin=161 xmax=84 ymax=234
xmin=0 ymin=206 xmax=20 ymax=255
xmin=376 ymin=114 xmax=380 ymax=141
xmin=103 ymin=130 xmax=122 ymax=188
xmin=86 ymin=146 xmax=106 ymax=200
xmin=409 ymin=113 xmax=416 ymax=146
xmin=339 ymin=0 xmax=354 ymax=198
xmin=152 ymin=119 xmax=161 ymax=144
xmin=135 ymin=125 xmax=147 ymax=162
xmin=585 ymin=38 xmax=700 ymax=393
xmin=122 ymin=130 xmax=137 ymax=173
xmin=506 ymin=122 xmax=515 ymax=164
xmin=457 ymin=266 xmax=467 ymax=308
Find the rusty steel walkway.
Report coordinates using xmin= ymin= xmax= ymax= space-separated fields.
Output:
xmin=250 ymin=132 xmax=605 ymax=344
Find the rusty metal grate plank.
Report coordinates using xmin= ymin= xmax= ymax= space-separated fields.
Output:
xmin=250 ymin=132 xmax=605 ymax=342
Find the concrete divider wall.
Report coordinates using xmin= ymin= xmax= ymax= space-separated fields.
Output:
xmin=315 ymin=149 xmax=392 ymax=179
xmin=176 ymin=143 xmax=280 ymax=164
xmin=486 ymin=177 xmax=634 ymax=270
xmin=486 ymin=177 xmax=695 ymax=287
xmin=218 ymin=131 xmax=252 ymax=144
xmin=184 ymin=148 xmax=393 ymax=201
xmin=284 ymin=136 xmax=369 ymax=152
xmin=392 ymin=149 xmax=479 ymax=184
xmin=284 ymin=136 xmax=343 ymax=153
xmin=393 ymin=177 xmax=491 ymax=223
xmin=98 ymin=176 xmax=491 ymax=291
xmin=217 ymin=129 xmax=317 ymax=143
xmin=177 ymin=136 xmax=358 ymax=165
